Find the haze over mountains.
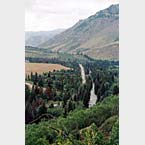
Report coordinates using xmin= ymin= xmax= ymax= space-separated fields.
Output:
xmin=25 ymin=29 xmax=65 ymax=47
xmin=39 ymin=4 xmax=119 ymax=60
xmin=26 ymin=4 xmax=119 ymax=60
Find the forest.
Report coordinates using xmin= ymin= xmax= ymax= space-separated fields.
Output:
xmin=25 ymin=56 xmax=119 ymax=145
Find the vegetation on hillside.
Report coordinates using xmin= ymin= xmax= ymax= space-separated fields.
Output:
xmin=25 ymin=56 xmax=119 ymax=145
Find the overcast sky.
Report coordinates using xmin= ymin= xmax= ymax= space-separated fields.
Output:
xmin=25 ymin=0 xmax=119 ymax=31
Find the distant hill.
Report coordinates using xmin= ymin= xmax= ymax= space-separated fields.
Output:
xmin=25 ymin=29 xmax=65 ymax=47
xmin=39 ymin=4 xmax=119 ymax=60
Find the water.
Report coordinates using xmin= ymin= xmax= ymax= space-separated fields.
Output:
xmin=79 ymin=64 xmax=97 ymax=107
xmin=79 ymin=64 xmax=86 ymax=84
xmin=89 ymin=82 xmax=97 ymax=108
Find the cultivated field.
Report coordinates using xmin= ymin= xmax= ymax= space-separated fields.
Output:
xmin=25 ymin=63 xmax=71 ymax=75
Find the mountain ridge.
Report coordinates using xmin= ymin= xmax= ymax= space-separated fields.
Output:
xmin=25 ymin=29 xmax=65 ymax=47
xmin=39 ymin=4 xmax=119 ymax=60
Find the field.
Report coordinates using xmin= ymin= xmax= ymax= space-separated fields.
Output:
xmin=25 ymin=62 xmax=71 ymax=75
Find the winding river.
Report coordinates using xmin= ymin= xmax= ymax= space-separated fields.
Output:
xmin=79 ymin=64 xmax=86 ymax=84
xmin=88 ymin=80 xmax=97 ymax=107
xmin=26 ymin=64 xmax=97 ymax=108
xmin=79 ymin=64 xmax=97 ymax=107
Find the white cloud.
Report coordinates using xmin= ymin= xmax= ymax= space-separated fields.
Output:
xmin=25 ymin=0 xmax=119 ymax=31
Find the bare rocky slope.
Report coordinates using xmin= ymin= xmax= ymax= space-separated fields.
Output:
xmin=39 ymin=4 xmax=119 ymax=60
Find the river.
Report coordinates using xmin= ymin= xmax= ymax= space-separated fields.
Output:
xmin=79 ymin=64 xmax=97 ymax=107
xmin=79 ymin=64 xmax=86 ymax=84
xmin=88 ymin=81 xmax=97 ymax=107
xmin=26 ymin=64 xmax=97 ymax=108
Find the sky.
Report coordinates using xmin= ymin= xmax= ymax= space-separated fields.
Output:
xmin=25 ymin=0 xmax=119 ymax=32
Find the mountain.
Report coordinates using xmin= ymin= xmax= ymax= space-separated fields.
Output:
xmin=39 ymin=4 xmax=119 ymax=60
xmin=25 ymin=29 xmax=65 ymax=47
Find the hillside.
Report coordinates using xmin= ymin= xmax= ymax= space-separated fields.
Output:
xmin=39 ymin=4 xmax=119 ymax=60
xmin=25 ymin=46 xmax=94 ymax=64
xmin=25 ymin=57 xmax=119 ymax=144
xmin=25 ymin=29 xmax=65 ymax=47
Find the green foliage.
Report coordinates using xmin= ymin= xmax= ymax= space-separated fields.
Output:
xmin=80 ymin=123 xmax=105 ymax=145
xmin=47 ymin=107 xmax=63 ymax=117
xmin=25 ymin=59 xmax=119 ymax=145
xmin=26 ymin=96 xmax=119 ymax=144
xmin=108 ymin=119 xmax=119 ymax=145
xmin=99 ymin=115 xmax=118 ymax=138
xmin=35 ymin=138 xmax=49 ymax=145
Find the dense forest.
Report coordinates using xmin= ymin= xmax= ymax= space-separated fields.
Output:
xmin=25 ymin=56 xmax=119 ymax=145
